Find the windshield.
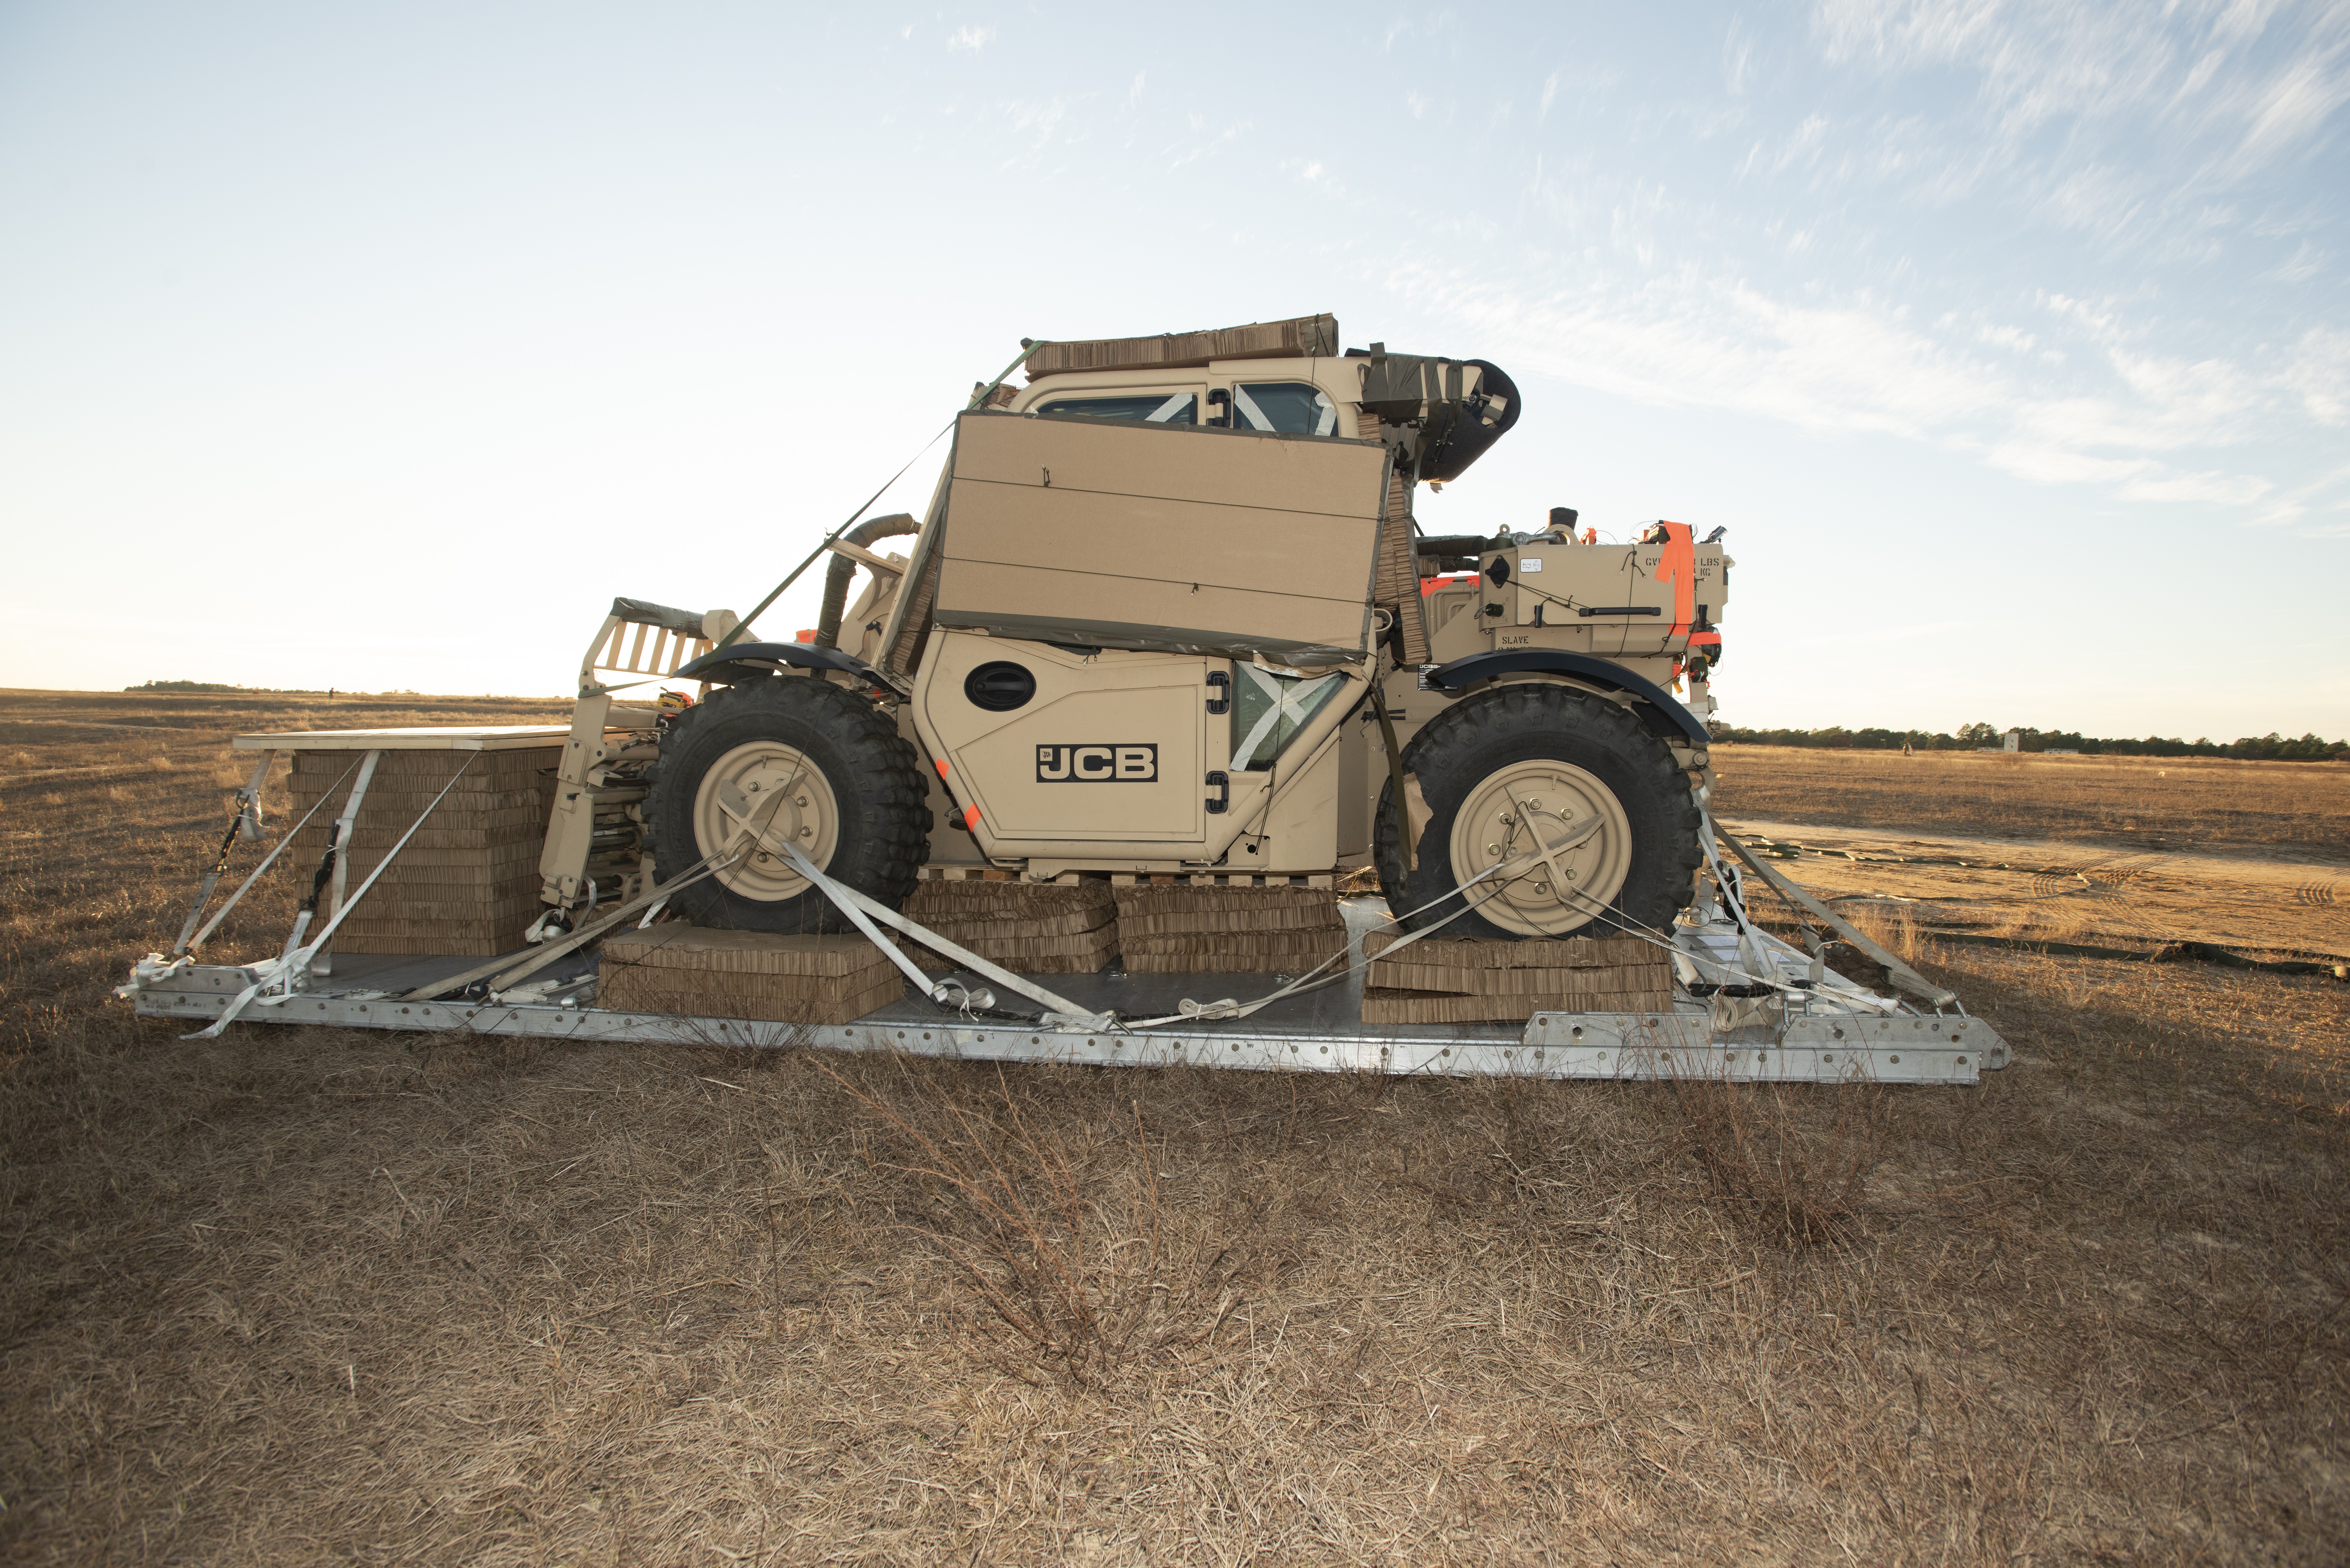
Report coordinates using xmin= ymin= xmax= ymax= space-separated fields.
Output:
xmin=1035 ymin=392 xmax=1198 ymax=425
xmin=1232 ymin=382 xmax=1339 ymax=437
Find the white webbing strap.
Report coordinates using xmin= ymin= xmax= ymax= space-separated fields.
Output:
xmin=187 ymin=755 xmax=479 ymax=1039
xmin=780 ymin=840 xmax=1109 ymax=1026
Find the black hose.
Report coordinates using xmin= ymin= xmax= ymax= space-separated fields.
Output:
xmin=814 ymin=513 xmax=920 ymax=649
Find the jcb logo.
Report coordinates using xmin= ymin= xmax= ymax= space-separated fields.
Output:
xmin=1036 ymin=744 xmax=1157 ymax=783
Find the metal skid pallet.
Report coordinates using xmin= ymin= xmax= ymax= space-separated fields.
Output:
xmin=124 ymin=903 xmax=2010 ymax=1085
xmin=119 ymin=726 xmax=2009 ymax=1086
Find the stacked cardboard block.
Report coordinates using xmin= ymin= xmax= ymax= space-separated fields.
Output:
xmin=284 ymin=748 xmax=558 ymax=957
xmin=599 ymin=928 xmax=905 ymax=1024
xmin=1360 ymin=929 xmax=1674 ymax=1023
xmin=901 ymin=879 xmax=1118 ymax=974
xmin=1113 ymin=883 xmax=1346 ymax=975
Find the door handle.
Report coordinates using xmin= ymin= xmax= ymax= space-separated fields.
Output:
xmin=1204 ymin=671 xmax=1230 ymax=714
xmin=1205 ymin=770 xmax=1230 ymax=814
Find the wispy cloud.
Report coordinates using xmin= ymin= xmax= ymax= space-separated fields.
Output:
xmin=1399 ymin=258 xmax=2346 ymax=528
xmin=946 ymin=24 xmax=995 ymax=52
xmin=1808 ymin=0 xmax=2350 ymax=254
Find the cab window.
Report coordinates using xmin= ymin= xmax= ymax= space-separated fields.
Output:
xmin=1035 ymin=392 xmax=1198 ymax=424
xmin=1232 ymin=382 xmax=1339 ymax=437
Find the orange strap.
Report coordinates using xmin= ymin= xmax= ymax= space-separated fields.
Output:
xmin=1652 ymin=522 xmax=1696 ymax=636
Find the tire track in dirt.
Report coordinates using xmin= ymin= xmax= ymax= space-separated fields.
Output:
xmin=1717 ymin=817 xmax=2350 ymax=960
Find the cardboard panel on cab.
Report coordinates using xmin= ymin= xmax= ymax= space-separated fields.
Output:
xmin=599 ymin=928 xmax=907 ymax=1025
xmin=935 ymin=412 xmax=1390 ymax=664
xmin=1021 ymin=315 xmax=1339 ymax=376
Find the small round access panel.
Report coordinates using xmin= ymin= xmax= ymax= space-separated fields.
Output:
xmin=963 ymin=661 xmax=1037 ymax=712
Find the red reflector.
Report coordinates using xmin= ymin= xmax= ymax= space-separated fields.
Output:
xmin=935 ymin=758 xmax=951 ymax=778
xmin=963 ymin=804 xmax=981 ymax=831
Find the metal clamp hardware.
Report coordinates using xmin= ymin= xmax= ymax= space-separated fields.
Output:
xmin=1205 ymin=671 xmax=1230 ymax=714
xmin=1577 ymin=605 xmax=1662 ymax=617
xmin=1205 ymin=770 xmax=1230 ymax=814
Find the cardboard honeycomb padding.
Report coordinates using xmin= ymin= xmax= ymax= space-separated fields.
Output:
xmin=598 ymin=927 xmax=907 ymax=1024
xmin=1360 ymin=928 xmax=1674 ymax=1023
xmin=901 ymin=880 xmax=1118 ymax=974
xmin=1021 ymin=314 xmax=1339 ymax=376
xmin=284 ymin=747 xmax=558 ymax=957
xmin=1112 ymin=884 xmax=1346 ymax=976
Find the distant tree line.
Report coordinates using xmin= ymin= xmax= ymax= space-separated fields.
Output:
xmin=1711 ymin=722 xmax=2348 ymax=761
xmin=125 ymin=680 xmax=329 ymax=694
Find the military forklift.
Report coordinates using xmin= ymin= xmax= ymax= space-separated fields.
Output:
xmin=538 ymin=313 xmax=1732 ymax=952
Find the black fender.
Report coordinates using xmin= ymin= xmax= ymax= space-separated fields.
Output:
xmin=673 ymin=641 xmax=896 ymax=693
xmin=1422 ymin=649 xmax=1709 ymax=748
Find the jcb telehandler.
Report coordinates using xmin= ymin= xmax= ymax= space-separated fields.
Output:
xmin=536 ymin=313 xmax=1732 ymax=948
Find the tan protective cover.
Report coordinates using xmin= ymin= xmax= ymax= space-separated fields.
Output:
xmin=933 ymin=412 xmax=1391 ymax=665
xmin=1023 ymin=315 xmax=1339 ymax=377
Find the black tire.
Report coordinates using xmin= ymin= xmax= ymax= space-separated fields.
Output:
xmin=1375 ymin=682 xmax=1701 ymax=940
xmin=644 ymin=676 xmax=928 ymax=934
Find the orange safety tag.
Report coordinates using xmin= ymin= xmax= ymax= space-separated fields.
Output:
xmin=1652 ymin=522 xmax=1696 ymax=636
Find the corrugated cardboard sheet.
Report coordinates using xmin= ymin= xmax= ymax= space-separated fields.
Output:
xmin=1359 ymin=987 xmax=1672 ymax=1024
xmin=285 ymin=747 xmax=558 ymax=956
xmin=599 ymin=927 xmax=907 ymax=1024
xmin=901 ymin=880 xmax=1118 ymax=974
xmin=1359 ymin=928 xmax=1673 ymax=1023
xmin=936 ymin=412 xmax=1389 ymax=665
xmin=1022 ymin=315 xmax=1339 ymax=376
xmin=1113 ymin=884 xmax=1346 ymax=975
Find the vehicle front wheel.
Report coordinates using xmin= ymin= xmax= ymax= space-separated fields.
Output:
xmin=644 ymin=677 xmax=927 ymax=933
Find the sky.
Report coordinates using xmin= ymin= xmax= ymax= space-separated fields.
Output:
xmin=2 ymin=1 xmax=2345 ymax=739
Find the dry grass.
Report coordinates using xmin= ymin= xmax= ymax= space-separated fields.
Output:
xmin=1710 ymin=744 xmax=2350 ymax=858
xmin=5 ymin=690 xmax=2350 ymax=1563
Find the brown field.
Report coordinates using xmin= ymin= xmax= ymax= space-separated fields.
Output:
xmin=4 ymin=691 xmax=2347 ymax=1565
xmin=1710 ymin=743 xmax=2350 ymax=860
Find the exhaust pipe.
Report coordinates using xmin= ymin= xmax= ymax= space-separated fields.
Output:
xmin=813 ymin=512 xmax=920 ymax=649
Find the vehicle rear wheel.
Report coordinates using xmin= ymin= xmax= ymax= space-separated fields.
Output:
xmin=645 ymin=677 xmax=928 ymax=933
xmin=1375 ymin=682 xmax=1701 ymax=940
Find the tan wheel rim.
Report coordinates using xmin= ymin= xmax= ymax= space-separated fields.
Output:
xmin=692 ymin=740 xmax=840 ymax=901
xmin=1447 ymin=758 xmax=1632 ymax=937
